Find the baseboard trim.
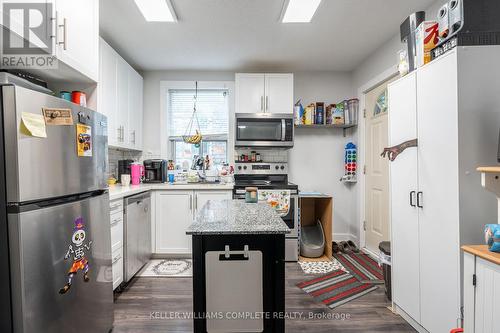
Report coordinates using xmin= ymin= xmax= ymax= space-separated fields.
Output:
xmin=151 ymin=253 xmax=192 ymax=259
xmin=394 ymin=304 xmax=429 ymax=333
xmin=333 ymin=233 xmax=358 ymax=243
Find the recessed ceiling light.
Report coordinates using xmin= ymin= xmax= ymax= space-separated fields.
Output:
xmin=134 ymin=0 xmax=177 ymax=22
xmin=281 ymin=0 xmax=321 ymax=23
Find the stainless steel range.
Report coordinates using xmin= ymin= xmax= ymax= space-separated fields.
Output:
xmin=233 ymin=162 xmax=299 ymax=261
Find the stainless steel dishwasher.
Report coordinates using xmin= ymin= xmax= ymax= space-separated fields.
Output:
xmin=123 ymin=192 xmax=151 ymax=282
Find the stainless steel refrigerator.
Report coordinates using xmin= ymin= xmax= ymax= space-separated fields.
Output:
xmin=0 ymin=81 xmax=113 ymax=333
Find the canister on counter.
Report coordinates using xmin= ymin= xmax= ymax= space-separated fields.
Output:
xmin=71 ymin=91 xmax=87 ymax=107
xmin=256 ymin=153 xmax=261 ymax=162
xmin=251 ymin=151 xmax=256 ymax=162
xmin=245 ymin=187 xmax=258 ymax=203
xmin=60 ymin=91 xmax=71 ymax=101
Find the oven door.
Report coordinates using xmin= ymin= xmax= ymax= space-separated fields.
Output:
xmin=232 ymin=190 xmax=298 ymax=237
xmin=235 ymin=113 xmax=293 ymax=148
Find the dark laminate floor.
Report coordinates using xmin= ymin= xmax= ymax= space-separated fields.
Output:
xmin=113 ymin=263 xmax=416 ymax=333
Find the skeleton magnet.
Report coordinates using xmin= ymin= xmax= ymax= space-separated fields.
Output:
xmin=59 ymin=217 xmax=92 ymax=294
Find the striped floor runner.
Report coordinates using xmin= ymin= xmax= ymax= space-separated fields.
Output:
xmin=297 ymin=270 xmax=378 ymax=309
xmin=333 ymin=253 xmax=384 ymax=283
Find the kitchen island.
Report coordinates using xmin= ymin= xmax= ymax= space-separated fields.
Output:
xmin=187 ymin=200 xmax=290 ymax=333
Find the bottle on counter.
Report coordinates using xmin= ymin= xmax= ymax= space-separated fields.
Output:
xmin=251 ymin=151 xmax=256 ymax=162
xmin=256 ymin=153 xmax=261 ymax=162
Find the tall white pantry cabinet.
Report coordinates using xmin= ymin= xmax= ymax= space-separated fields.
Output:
xmin=388 ymin=47 xmax=500 ymax=333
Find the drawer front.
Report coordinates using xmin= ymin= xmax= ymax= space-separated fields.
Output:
xmin=110 ymin=199 xmax=123 ymax=214
xmin=110 ymin=212 xmax=123 ymax=253
xmin=112 ymin=247 xmax=123 ymax=290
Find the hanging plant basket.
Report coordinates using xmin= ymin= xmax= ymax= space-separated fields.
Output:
xmin=182 ymin=81 xmax=203 ymax=145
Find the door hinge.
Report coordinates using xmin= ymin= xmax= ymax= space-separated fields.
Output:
xmin=363 ymin=109 xmax=366 ymax=118
xmin=363 ymin=165 xmax=366 ymax=175
xmin=363 ymin=221 xmax=367 ymax=231
xmin=472 ymin=274 xmax=476 ymax=287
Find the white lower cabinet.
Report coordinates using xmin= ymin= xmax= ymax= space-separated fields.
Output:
xmin=464 ymin=252 xmax=500 ymax=333
xmin=112 ymin=247 xmax=123 ymax=290
xmin=109 ymin=198 xmax=124 ymax=290
xmin=155 ymin=191 xmax=193 ymax=254
xmin=154 ymin=189 xmax=233 ymax=254
xmin=194 ymin=190 xmax=233 ymax=215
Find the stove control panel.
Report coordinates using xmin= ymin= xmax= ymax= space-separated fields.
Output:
xmin=234 ymin=162 xmax=288 ymax=175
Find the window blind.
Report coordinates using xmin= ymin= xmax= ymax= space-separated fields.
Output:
xmin=168 ymin=89 xmax=229 ymax=137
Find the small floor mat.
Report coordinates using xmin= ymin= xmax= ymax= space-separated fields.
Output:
xmin=298 ymin=259 xmax=345 ymax=274
xmin=137 ymin=259 xmax=192 ymax=277
xmin=333 ymin=253 xmax=384 ymax=283
xmin=297 ymin=270 xmax=378 ymax=309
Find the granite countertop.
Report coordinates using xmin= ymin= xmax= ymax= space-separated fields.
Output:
xmin=108 ymin=183 xmax=234 ymax=200
xmin=186 ymin=200 xmax=291 ymax=235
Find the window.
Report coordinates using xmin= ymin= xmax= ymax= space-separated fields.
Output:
xmin=168 ymin=88 xmax=229 ymax=169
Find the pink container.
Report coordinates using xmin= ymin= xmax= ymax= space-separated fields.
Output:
xmin=130 ymin=163 xmax=144 ymax=185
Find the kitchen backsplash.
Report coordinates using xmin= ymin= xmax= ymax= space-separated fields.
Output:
xmin=234 ymin=149 xmax=288 ymax=163
xmin=108 ymin=148 xmax=142 ymax=177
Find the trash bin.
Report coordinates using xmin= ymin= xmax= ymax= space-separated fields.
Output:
xmin=379 ymin=241 xmax=391 ymax=301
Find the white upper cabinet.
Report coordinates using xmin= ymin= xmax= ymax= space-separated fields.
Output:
xmin=128 ymin=70 xmax=144 ymax=149
xmin=98 ymin=38 xmax=119 ymax=146
xmin=98 ymin=37 xmax=143 ymax=151
xmin=264 ymin=74 xmax=294 ymax=113
xmin=116 ymin=57 xmax=130 ymax=146
xmin=235 ymin=73 xmax=293 ymax=114
xmin=55 ymin=0 xmax=99 ymax=81
xmin=235 ymin=74 xmax=265 ymax=113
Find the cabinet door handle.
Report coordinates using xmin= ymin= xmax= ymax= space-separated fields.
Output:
xmin=195 ymin=194 xmax=198 ymax=211
xmin=417 ymin=191 xmax=423 ymax=208
xmin=131 ymin=130 xmax=136 ymax=144
xmin=58 ymin=17 xmax=67 ymax=50
xmin=189 ymin=194 xmax=192 ymax=211
xmin=112 ymin=254 xmax=121 ymax=265
xmin=110 ymin=218 xmax=121 ymax=226
xmin=265 ymin=96 xmax=269 ymax=111
xmin=260 ymin=96 xmax=264 ymax=112
xmin=409 ymin=191 xmax=416 ymax=207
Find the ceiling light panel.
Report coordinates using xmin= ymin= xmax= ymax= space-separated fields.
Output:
xmin=134 ymin=0 xmax=177 ymax=22
xmin=281 ymin=0 xmax=321 ymax=23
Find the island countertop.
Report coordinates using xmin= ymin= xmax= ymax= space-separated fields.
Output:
xmin=186 ymin=199 xmax=291 ymax=235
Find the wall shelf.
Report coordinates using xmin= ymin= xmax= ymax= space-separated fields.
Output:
xmin=294 ymin=124 xmax=357 ymax=137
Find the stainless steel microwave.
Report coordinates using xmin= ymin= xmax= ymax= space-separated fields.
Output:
xmin=235 ymin=113 xmax=294 ymax=148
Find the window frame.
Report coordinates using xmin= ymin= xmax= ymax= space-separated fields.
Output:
xmin=159 ymin=80 xmax=235 ymax=164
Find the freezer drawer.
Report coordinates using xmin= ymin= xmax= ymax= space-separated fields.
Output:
xmin=205 ymin=249 xmax=263 ymax=333
xmin=8 ymin=193 xmax=113 ymax=333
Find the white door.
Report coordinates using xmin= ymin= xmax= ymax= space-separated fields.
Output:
xmin=474 ymin=257 xmax=500 ymax=333
xmin=364 ymin=78 xmax=393 ymax=253
xmin=195 ymin=190 xmax=232 ymax=215
xmin=417 ymin=51 xmax=460 ymax=333
xmin=388 ymin=72 xmax=421 ymax=322
xmin=55 ymin=0 xmax=98 ymax=81
xmin=116 ymin=57 xmax=130 ymax=148
xmin=99 ymin=38 xmax=119 ymax=147
xmin=235 ymin=74 xmax=265 ymax=113
xmin=264 ymin=74 xmax=294 ymax=113
xmin=155 ymin=191 xmax=193 ymax=254
xmin=128 ymin=69 xmax=143 ymax=150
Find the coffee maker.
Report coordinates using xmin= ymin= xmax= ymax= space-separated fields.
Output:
xmin=143 ymin=159 xmax=168 ymax=183
xmin=117 ymin=159 xmax=134 ymax=183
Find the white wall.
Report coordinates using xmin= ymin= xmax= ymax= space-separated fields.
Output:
xmin=141 ymin=70 xmax=357 ymax=239
xmin=290 ymin=71 xmax=357 ymax=240
xmin=142 ymin=70 xmax=235 ymax=159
